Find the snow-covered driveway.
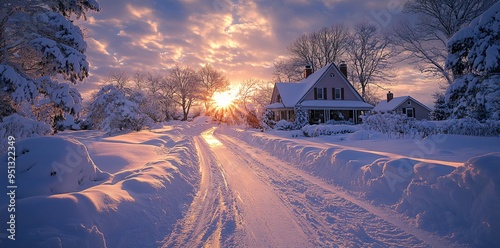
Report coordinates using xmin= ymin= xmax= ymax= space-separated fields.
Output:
xmin=162 ymin=126 xmax=455 ymax=247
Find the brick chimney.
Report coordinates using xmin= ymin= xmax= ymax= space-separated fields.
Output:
xmin=387 ymin=91 xmax=394 ymax=102
xmin=304 ymin=65 xmax=313 ymax=78
xmin=339 ymin=61 xmax=347 ymax=78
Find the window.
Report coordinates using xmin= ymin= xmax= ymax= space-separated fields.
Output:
xmin=289 ymin=110 xmax=296 ymax=121
xmin=280 ymin=111 xmax=287 ymax=120
xmin=316 ymin=88 xmax=324 ymax=99
xmin=407 ymin=101 xmax=411 ymax=105
xmin=277 ymin=94 xmax=282 ymax=103
xmin=406 ymin=108 xmax=415 ymax=118
xmin=311 ymin=110 xmax=325 ymax=124
xmin=335 ymin=88 xmax=342 ymax=99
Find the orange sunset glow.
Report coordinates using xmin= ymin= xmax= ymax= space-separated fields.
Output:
xmin=76 ymin=0 xmax=441 ymax=107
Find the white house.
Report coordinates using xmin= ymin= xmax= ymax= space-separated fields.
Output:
xmin=266 ymin=63 xmax=373 ymax=124
xmin=372 ymin=92 xmax=432 ymax=120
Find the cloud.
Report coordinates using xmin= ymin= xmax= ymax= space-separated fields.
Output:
xmin=75 ymin=0 xmax=439 ymax=108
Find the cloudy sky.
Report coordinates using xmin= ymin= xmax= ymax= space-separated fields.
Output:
xmin=77 ymin=0 xmax=440 ymax=107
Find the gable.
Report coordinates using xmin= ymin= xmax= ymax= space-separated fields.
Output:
xmin=267 ymin=63 xmax=369 ymax=109
xmin=298 ymin=63 xmax=364 ymax=103
xmin=373 ymin=96 xmax=431 ymax=112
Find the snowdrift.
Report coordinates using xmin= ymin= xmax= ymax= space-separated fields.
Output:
xmin=398 ymin=154 xmax=500 ymax=247
xmin=1 ymin=137 xmax=110 ymax=199
xmin=221 ymin=128 xmax=500 ymax=247
xmin=0 ymin=129 xmax=200 ymax=248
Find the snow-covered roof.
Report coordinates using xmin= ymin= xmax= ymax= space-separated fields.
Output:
xmin=275 ymin=65 xmax=333 ymax=108
xmin=266 ymin=102 xmax=288 ymax=109
xmin=274 ymin=63 xmax=365 ymax=108
xmin=295 ymin=64 xmax=333 ymax=102
xmin=373 ymin=96 xmax=431 ymax=112
xmin=275 ymin=83 xmax=307 ymax=107
xmin=301 ymin=100 xmax=373 ymax=110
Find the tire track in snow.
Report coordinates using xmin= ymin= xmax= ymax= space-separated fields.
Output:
xmin=200 ymin=128 xmax=313 ymax=247
xmin=215 ymin=130 xmax=457 ymax=248
xmin=161 ymin=135 xmax=242 ymax=247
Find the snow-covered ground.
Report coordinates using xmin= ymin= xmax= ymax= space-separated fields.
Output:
xmin=221 ymin=126 xmax=500 ymax=247
xmin=1 ymin=118 xmax=499 ymax=247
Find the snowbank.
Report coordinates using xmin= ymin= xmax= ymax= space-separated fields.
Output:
xmin=0 ymin=128 xmax=200 ymax=247
xmin=397 ymin=153 xmax=500 ymax=247
xmin=220 ymin=127 xmax=500 ymax=246
xmin=0 ymin=136 xmax=109 ymax=198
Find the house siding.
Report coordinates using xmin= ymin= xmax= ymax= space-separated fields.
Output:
xmin=394 ymin=99 xmax=431 ymax=120
xmin=270 ymin=85 xmax=280 ymax=104
xmin=302 ymin=66 xmax=358 ymax=101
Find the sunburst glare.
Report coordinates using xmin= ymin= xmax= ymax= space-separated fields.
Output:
xmin=212 ymin=90 xmax=237 ymax=109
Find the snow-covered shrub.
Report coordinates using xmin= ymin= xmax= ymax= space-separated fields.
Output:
xmin=437 ymin=118 xmax=500 ymax=136
xmin=275 ymin=120 xmax=294 ymax=130
xmin=325 ymin=119 xmax=354 ymax=125
xmin=0 ymin=114 xmax=52 ymax=155
xmin=246 ymin=110 xmax=262 ymax=129
xmin=363 ymin=112 xmax=500 ymax=138
xmin=54 ymin=113 xmax=81 ymax=131
xmin=0 ymin=114 xmax=51 ymax=139
xmin=127 ymin=91 xmax=161 ymax=122
xmin=293 ymin=104 xmax=309 ymax=129
xmin=362 ymin=112 xmax=420 ymax=138
xmin=260 ymin=109 xmax=276 ymax=130
xmin=86 ymin=85 xmax=151 ymax=133
xmin=301 ymin=124 xmax=361 ymax=137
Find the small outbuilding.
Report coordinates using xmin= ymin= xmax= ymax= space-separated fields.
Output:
xmin=372 ymin=92 xmax=432 ymax=120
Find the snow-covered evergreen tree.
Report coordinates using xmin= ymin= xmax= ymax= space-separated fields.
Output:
xmin=294 ymin=104 xmax=309 ymax=129
xmin=445 ymin=2 xmax=500 ymax=121
xmin=86 ymin=85 xmax=151 ymax=134
xmin=260 ymin=109 xmax=276 ymax=130
xmin=0 ymin=0 xmax=99 ymax=135
xmin=430 ymin=92 xmax=451 ymax=121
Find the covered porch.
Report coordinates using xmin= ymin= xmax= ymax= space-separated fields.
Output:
xmin=307 ymin=109 xmax=366 ymax=124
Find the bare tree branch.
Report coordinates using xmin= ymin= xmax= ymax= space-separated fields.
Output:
xmin=395 ymin=0 xmax=496 ymax=84
xmin=347 ymin=23 xmax=397 ymax=99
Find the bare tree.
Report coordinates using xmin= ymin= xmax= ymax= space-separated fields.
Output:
xmin=287 ymin=23 xmax=349 ymax=72
xmin=236 ymin=79 xmax=260 ymax=112
xmin=273 ymin=58 xmax=304 ymax=82
xmin=198 ymin=64 xmax=230 ymax=114
xmin=169 ymin=64 xmax=200 ymax=121
xmin=395 ymin=0 xmax=496 ymax=85
xmin=158 ymin=77 xmax=176 ymax=120
xmin=252 ymin=81 xmax=275 ymax=112
xmin=106 ymin=70 xmax=130 ymax=89
xmin=347 ymin=23 xmax=396 ymax=99
xmin=313 ymin=24 xmax=350 ymax=68
xmin=145 ymin=72 xmax=163 ymax=95
xmin=132 ymin=70 xmax=146 ymax=90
